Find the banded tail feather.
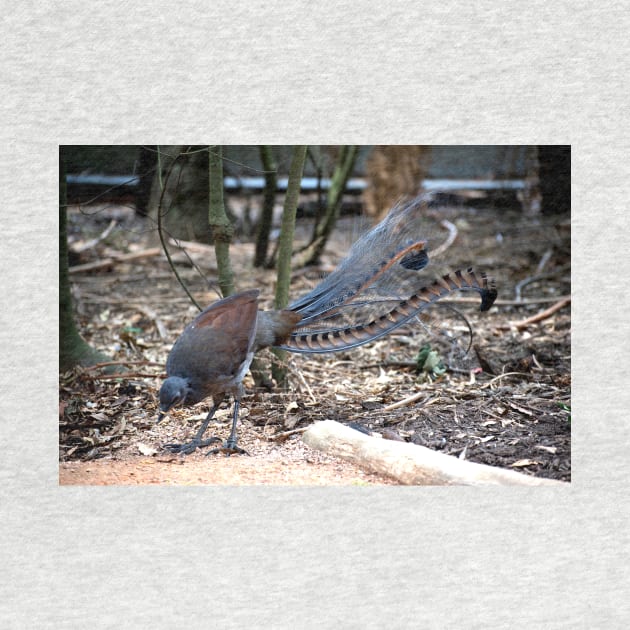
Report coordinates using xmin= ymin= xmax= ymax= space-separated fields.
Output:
xmin=281 ymin=268 xmax=497 ymax=354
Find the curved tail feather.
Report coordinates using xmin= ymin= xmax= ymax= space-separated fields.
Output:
xmin=281 ymin=268 xmax=496 ymax=354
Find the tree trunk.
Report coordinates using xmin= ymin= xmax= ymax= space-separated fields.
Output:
xmin=134 ymin=145 xmax=158 ymax=216
xmin=297 ymin=145 xmax=358 ymax=266
xmin=59 ymin=149 xmax=113 ymax=372
xmin=538 ymin=145 xmax=571 ymax=215
xmin=147 ymin=146 xmax=220 ymax=243
xmin=364 ymin=145 xmax=430 ymax=219
xmin=208 ymin=146 xmax=235 ymax=297
xmin=254 ymin=145 xmax=277 ymax=268
xmin=272 ymin=145 xmax=307 ymax=385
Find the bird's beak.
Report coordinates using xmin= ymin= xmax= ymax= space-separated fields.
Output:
xmin=156 ymin=411 xmax=167 ymax=424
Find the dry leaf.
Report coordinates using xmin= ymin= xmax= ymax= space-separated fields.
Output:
xmin=137 ymin=443 xmax=157 ymax=456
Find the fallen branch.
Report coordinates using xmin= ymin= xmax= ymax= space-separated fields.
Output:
xmin=479 ymin=372 xmax=533 ymax=388
xmin=499 ymin=297 xmax=571 ymax=331
xmin=381 ymin=392 xmax=435 ymax=412
xmin=83 ymin=371 xmax=165 ymax=380
xmin=69 ymin=248 xmax=162 ymax=274
xmin=70 ymin=219 xmax=117 ymax=253
xmin=82 ymin=360 xmax=164 ymax=371
xmin=303 ymin=420 xmax=566 ymax=486
xmin=167 ymin=237 xmax=216 ymax=254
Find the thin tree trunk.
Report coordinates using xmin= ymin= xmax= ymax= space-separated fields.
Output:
xmin=135 ymin=145 xmax=158 ymax=216
xmin=306 ymin=146 xmax=326 ymax=234
xmin=272 ymin=145 xmax=307 ymax=385
xmin=208 ymin=145 xmax=235 ymax=297
xmin=254 ymin=145 xmax=277 ymax=268
xmin=275 ymin=145 xmax=307 ymax=309
xmin=314 ymin=145 xmax=358 ymax=242
xmin=297 ymin=145 xmax=358 ymax=266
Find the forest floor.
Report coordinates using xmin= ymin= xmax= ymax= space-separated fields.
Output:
xmin=59 ymin=196 xmax=571 ymax=485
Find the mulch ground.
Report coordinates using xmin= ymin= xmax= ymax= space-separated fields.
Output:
xmin=60 ymin=197 xmax=571 ymax=484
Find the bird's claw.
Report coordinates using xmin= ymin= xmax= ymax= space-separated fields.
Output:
xmin=163 ymin=437 xmax=221 ymax=455
xmin=205 ymin=440 xmax=249 ymax=457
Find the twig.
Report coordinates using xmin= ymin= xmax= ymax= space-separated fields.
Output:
xmin=291 ymin=366 xmax=316 ymax=403
xmin=382 ymin=392 xmax=436 ymax=412
xmin=71 ymin=219 xmax=117 ymax=253
xmin=155 ymin=147 xmax=202 ymax=311
xmin=84 ymin=372 xmax=165 ymax=380
xmin=82 ymin=360 xmax=164 ymax=371
xmin=502 ymin=297 xmax=571 ymax=330
xmin=479 ymin=372 xmax=533 ymax=389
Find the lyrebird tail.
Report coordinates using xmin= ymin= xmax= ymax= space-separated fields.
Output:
xmin=282 ymin=268 xmax=496 ymax=353
xmin=281 ymin=196 xmax=497 ymax=354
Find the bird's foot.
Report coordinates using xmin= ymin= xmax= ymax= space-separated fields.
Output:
xmin=163 ymin=437 xmax=221 ymax=455
xmin=205 ymin=438 xmax=249 ymax=457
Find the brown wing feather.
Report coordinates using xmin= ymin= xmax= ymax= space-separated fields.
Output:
xmin=166 ymin=291 xmax=261 ymax=399
xmin=192 ymin=289 xmax=260 ymax=334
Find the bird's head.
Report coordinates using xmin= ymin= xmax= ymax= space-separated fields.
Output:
xmin=157 ymin=376 xmax=190 ymax=423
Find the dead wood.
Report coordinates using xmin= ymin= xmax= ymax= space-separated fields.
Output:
xmin=500 ymin=297 xmax=571 ymax=331
xmin=71 ymin=219 xmax=117 ymax=253
xmin=303 ymin=420 xmax=566 ymax=486
xmin=69 ymin=248 xmax=162 ymax=274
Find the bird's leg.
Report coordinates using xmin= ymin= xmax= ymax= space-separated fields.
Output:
xmin=163 ymin=402 xmax=222 ymax=455
xmin=206 ymin=397 xmax=249 ymax=457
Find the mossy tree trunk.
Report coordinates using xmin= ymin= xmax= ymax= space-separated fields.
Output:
xmin=59 ymin=149 xmax=113 ymax=372
xmin=271 ymin=145 xmax=307 ymax=385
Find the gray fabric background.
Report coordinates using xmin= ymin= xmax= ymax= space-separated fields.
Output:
xmin=2 ymin=1 xmax=628 ymax=627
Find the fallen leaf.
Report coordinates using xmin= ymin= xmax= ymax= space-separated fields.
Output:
xmin=138 ymin=443 xmax=157 ymax=456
